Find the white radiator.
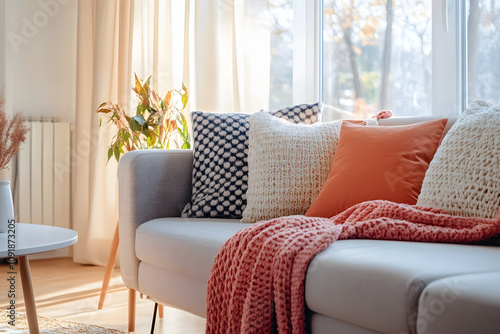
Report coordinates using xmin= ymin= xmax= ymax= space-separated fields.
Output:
xmin=14 ymin=118 xmax=72 ymax=229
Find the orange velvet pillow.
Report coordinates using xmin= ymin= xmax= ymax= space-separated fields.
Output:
xmin=306 ymin=119 xmax=448 ymax=218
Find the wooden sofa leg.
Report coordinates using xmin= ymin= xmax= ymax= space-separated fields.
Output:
xmin=128 ymin=289 xmax=136 ymax=332
xmin=159 ymin=304 xmax=164 ymax=318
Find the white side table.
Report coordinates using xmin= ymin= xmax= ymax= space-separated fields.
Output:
xmin=0 ymin=223 xmax=78 ymax=334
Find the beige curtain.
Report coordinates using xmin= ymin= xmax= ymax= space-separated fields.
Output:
xmin=133 ymin=0 xmax=271 ymax=114
xmin=132 ymin=0 xmax=183 ymax=93
xmin=191 ymin=0 xmax=270 ymax=113
xmin=72 ymin=0 xmax=134 ymax=265
xmin=72 ymin=0 xmax=270 ymax=265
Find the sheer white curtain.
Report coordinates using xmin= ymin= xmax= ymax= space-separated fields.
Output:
xmin=133 ymin=0 xmax=271 ymax=114
xmin=191 ymin=0 xmax=271 ymax=113
xmin=132 ymin=0 xmax=184 ymax=94
xmin=72 ymin=0 xmax=134 ymax=265
xmin=73 ymin=0 xmax=271 ymax=265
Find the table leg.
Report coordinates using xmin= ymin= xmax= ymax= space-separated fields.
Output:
xmin=19 ymin=256 xmax=40 ymax=334
xmin=98 ymin=223 xmax=120 ymax=309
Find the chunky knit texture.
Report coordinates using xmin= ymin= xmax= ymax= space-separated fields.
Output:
xmin=206 ymin=200 xmax=500 ymax=334
xmin=242 ymin=112 xmax=342 ymax=223
xmin=417 ymin=100 xmax=500 ymax=218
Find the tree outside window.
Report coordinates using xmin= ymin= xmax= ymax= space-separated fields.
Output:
xmin=322 ymin=0 xmax=432 ymax=120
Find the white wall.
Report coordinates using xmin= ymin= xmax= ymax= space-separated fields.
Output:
xmin=3 ymin=0 xmax=77 ymax=122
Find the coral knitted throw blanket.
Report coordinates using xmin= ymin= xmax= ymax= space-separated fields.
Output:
xmin=206 ymin=200 xmax=500 ymax=334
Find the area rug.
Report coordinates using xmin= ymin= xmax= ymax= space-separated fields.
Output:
xmin=0 ymin=310 xmax=130 ymax=333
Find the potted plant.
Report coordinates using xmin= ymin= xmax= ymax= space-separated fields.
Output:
xmin=97 ymin=74 xmax=191 ymax=162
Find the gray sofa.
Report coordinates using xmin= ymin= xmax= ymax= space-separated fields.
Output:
xmin=119 ymin=117 xmax=500 ymax=334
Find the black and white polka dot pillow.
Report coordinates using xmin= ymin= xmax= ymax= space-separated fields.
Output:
xmin=181 ymin=102 xmax=323 ymax=219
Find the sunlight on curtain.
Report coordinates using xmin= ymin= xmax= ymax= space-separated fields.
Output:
xmin=192 ymin=0 xmax=271 ymax=113
xmin=132 ymin=0 xmax=186 ymax=95
xmin=132 ymin=0 xmax=271 ymax=115
xmin=73 ymin=0 xmax=134 ymax=265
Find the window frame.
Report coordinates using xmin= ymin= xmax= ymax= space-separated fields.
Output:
xmin=291 ymin=0 xmax=322 ymax=105
xmin=293 ymin=0 xmax=470 ymax=116
xmin=432 ymin=0 xmax=467 ymax=116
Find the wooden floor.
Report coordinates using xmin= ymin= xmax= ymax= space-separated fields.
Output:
xmin=0 ymin=257 xmax=206 ymax=333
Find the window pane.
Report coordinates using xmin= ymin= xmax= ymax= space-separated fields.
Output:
xmin=322 ymin=0 xmax=432 ymax=120
xmin=467 ymin=0 xmax=500 ymax=105
xmin=269 ymin=0 xmax=293 ymax=111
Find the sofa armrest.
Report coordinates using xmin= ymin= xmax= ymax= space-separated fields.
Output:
xmin=118 ymin=149 xmax=193 ymax=290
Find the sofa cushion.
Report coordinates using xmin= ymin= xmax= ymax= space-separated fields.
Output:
xmin=417 ymin=100 xmax=500 ymax=218
xmin=135 ymin=218 xmax=250 ymax=281
xmin=181 ymin=103 xmax=322 ymax=219
xmin=138 ymin=262 xmax=209 ymax=318
xmin=309 ymin=313 xmax=380 ymax=334
xmin=305 ymin=239 xmax=500 ymax=334
xmin=306 ymin=119 xmax=447 ymax=218
xmin=242 ymin=112 xmax=342 ymax=223
xmin=417 ymin=272 xmax=500 ymax=334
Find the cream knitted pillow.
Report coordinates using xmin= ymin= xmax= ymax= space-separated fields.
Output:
xmin=417 ymin=100 xmax=500 ymax=218
xmin=241 ymin=112 xmax=342 ymax=223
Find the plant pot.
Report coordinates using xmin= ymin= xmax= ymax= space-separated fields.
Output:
xmin=0 ymin=180 xmax=14 ymax=233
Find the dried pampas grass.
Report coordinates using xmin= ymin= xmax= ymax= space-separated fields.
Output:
xmin=0 ymin=92 xmax=29 ymax=171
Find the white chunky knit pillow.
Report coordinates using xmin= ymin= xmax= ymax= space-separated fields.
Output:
xmin=417 ymin=100 xmax=500 ymax=218
xmin=241 ymin=112 xmax=342 ymax=223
